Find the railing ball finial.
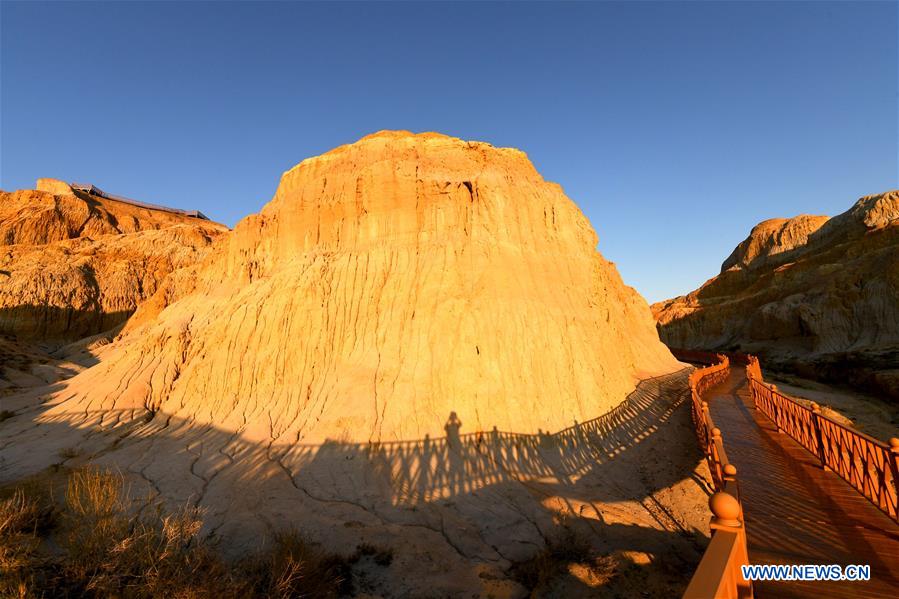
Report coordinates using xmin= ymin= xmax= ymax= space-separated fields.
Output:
xmin=709 ymin=491 xmax=742 ymax=528
xmin=711 ymin=427 xmax=722 ymax=440
xmin=724 ymin=463 xmax=737 ymax=477
xmin=890 ymin=438 xmax=899 ymax=454
xmin=811 ymin=402 xmax=821 ymax=413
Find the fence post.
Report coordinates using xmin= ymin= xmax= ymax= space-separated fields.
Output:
xmin=723 ymin=463 xmax=737 ymax=483
xmin=710 ymin=427 xmax=724 ymax=487
xmin=809 ymin=403 xmax=829 ymax=471
xmin=770 ymin=385 xmax=784 ymax=433
xmin=709 ymin=491 xmax=752 ymax=598
xmin=889 ymin=439 xmax=899 ymax=503
xmin=701 ymin=401 xmax=711 ymax=447
xmin=723 ymin=463 xmax=739 ymax=499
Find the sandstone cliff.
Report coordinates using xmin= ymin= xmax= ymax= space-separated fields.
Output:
xmin=654 ymin=190 xmax=899 ymax=399
xmin=1 ymin=135 xmax=702 ymax=597
xmin=720 ymin=214 xmax=830 ymax=272
xmin=0 ymin=181 xmax=227 ymax=341
xmin=42 ymin=131 xmax=680 ymax=443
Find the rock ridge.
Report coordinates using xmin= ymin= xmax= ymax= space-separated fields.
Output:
xmin=0 ymin=181 xmax=227 ymax=341
xmin=43 ymin=130 xmax=680 ymax=443
xmin=654 ymin=189 xmax=899 ymax=400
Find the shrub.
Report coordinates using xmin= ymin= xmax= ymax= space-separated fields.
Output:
xmin=0 ymin=489 xmax=46 ymax=591
xmin=240 ymin=530 xmax=350 ymax=598
xmin=0 ymin=466 xmax=347 ymax=598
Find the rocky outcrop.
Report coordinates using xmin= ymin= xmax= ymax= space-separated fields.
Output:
xmin=0 ymin=181 xmax=228 ymax=342
xmin=654 ymin=190 xmax=899 ymax=400
xmin=42 ymin=131 xmax=680 ymax=443
xmin=0 ymin=135 xmax=701 ymax=597
xmin=720 ymin=215 xmax=829 ymax=272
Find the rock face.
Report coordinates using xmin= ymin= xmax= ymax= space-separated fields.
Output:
xmin=45 ymin=131 xmax=680 ymax=443
xmin=654 ymin=190 xmax=899 ymax=400
xmin=1 ymin=134 xmax=703 ymax=597
xmin=720 ymin=214 xmax=830 ymax=272
xmin=0 ymin=181 xmax=227 ymax=341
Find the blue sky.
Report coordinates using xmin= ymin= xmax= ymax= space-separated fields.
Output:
xmin=2 ymin=1 xmax=896 ymax=303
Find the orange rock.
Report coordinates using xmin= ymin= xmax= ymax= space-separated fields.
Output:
xmin=51 ymin=131 xmax=680 ymax=442
xmin=0 ymin=185 xmax=227 ymax=341
xmin=720 ymin=214 xmax=829 ymax=272
xmin=35 ymin=177 xmax=73 ymax=196
xmin=1 ymin=135 xmax=706 ymax=596
xmin=654 ymin=190 xmax=899 ymax=400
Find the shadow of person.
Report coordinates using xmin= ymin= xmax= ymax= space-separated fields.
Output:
xmin=444 ymin=411 xmax=463 ymax=449
xmin=444 ymin=411 xmax=465 ymax=494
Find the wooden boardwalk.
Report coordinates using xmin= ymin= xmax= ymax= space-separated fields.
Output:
xmin=706 ymin=370 xmax=899 ymax=598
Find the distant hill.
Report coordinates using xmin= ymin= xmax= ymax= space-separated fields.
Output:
xmin=653 ymin=190 xmax=899 ymax=400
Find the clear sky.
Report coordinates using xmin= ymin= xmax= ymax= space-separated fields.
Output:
xmin=2 ymin=1 xmax=896 ymax=303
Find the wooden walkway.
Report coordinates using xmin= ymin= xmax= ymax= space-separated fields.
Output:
xmin=706 ymin=370 xmax=899 ymax=598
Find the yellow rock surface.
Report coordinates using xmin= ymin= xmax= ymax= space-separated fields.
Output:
xmin=720 ymin=214 xmax=829 ymax=272
xmin=50 ymin=131 xmax=680 ymax=442
xmin=2 ymin=134 xmax=704 ymax=597
xmin=654 ymin=190 xmax=899 ymax=400
xmin=35 ymin=177 xmax=73 ymax=196
xmin=0 ymin=185 xmax=227 ymax=341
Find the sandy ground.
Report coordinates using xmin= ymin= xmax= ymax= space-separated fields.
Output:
xmin=1 ymin=354 xmax=714 ymax=598
xmin=767 ymin=373 xmax=899 ymax=442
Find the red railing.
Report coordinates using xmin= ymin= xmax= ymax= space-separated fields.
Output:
xmin=746 ymin=356 xmax=899 ymax=524
xmin=679 ymin=352 xmax=753 ymax=599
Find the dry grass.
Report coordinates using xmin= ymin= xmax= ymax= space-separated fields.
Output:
xmin=0 ymin=470 xmax=58 ymax=597
xmin=0 ymin=467 xmax=347 ymax=598
xmin=239 ymin=529 xmax=350 ymax=598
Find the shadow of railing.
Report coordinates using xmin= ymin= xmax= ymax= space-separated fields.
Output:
xmin=11 ymin=368 xmax=695 ymax=509
xmin=262 ymin=368 xmax=695 ymax=506
xmin=1 ymin=366 xmax=712 ymax=596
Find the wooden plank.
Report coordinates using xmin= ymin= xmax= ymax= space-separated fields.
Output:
xmin=706 ymin=370 xmax=899 ymax=597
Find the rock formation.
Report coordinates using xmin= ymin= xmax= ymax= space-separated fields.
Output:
xmin=38 ymin=131 xmax=680 ymax=443
xmin=0 ymin=181 xmax=227 ymax=341
xmin=720 ymin=214 xmax=830 ymax=272
xmin=1 ymin=134 xmax=703 ymax=597
xmin=654 ymin=190 xmax=899 ymax=400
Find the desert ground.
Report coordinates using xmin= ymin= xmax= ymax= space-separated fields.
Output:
xmin=2 ymin=133 xmax=896 ymax=598
xmin=2 ymin=134 xmax=713 ymax=597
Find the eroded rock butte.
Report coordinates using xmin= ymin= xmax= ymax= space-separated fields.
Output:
xmin=0 ymin=180 xmax=227 ymax=341
xmin=44 ymin=131 xmax=681 ymax=443
xmin=3 ymin=133 xmax=705 ymax=597
xmin=653 ymin=190 xmax=899 ymax=400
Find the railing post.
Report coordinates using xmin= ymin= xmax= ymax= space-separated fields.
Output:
xmin=709 ymin=491 xmax=752 ymax=598
xmin=889 ymin=438 xmax=899 ymax=501
xmin=701 ymin=401 xmax=711 ymax=447
xmin=723 ymin=463 xmax=737 ymax=483
xmin=810 ymin=403 xmax=829 ymax=471
xmin=710 ymin=427 xmax=724 ymax=487
xmin=770 ymin=385 xmax=783 ymax=433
